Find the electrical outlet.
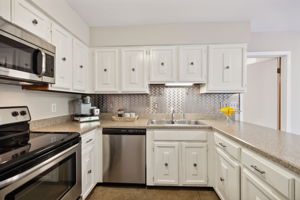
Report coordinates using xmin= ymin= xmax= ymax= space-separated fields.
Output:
xmin=51 ymin=103 xmax=57 ymax=113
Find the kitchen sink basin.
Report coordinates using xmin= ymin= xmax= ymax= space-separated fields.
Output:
xmin=148 ymin=119 xmax=207 ymax=126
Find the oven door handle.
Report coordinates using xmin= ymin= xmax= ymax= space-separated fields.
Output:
xmin=0 ymin=144 xmax=78 ymax=190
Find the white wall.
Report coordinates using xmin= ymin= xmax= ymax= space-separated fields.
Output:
xmin=243 ymin=58 xmax=278 ymax=129
xmin=90 ymin=21 xmax=251 ymax=46
xmin=248 ymin=31 xmax=300 ymax=134
xmin=0 ymin=85 xmax=79 ymax=120
xmin=29 ymin=0 xmax=90 ymax=45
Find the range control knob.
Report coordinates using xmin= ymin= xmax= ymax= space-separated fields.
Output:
xmin=20 ymin=110 xmax=27 ymax=116
xmin=12 ymin=111 xmax=19 ymax=117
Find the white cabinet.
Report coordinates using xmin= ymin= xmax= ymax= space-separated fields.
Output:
xmin=148 ymin=129 xmax=208 ymax=187
xmin=242 ymin=168 xmax=287 ymax=200
xmin=82 ymin=141 xmax=95 ymax=199
xmin=12 ymin=0 xmax=51 ymax=42
xmin=50 ymin=23 xmax=73 ymax=91
xmin=154 ymin=142 xmax=179 ymax=185
xmin=215 ymin=147 xmax=240 ymax=200
xmin=121 ymin=48 xmax=148 ymax=93
xmin=149 ymin=46 xmax=177 ymax=83
xmin=179 ymin=45 xmax=207 ymax=82
xmin=182 ymin=142 xmax=207 ymax=185
xmin=73 ymin=39 xmax=88 ymax=92
xmin=201 ymin=44 xmax=246 ymax=93
xmin=0 ymin=0 xmax=11 ymax=21
xmin=81 ymin=130 xmax=99 ymax=199
xmin=94 ymin=49 xmax=119 ymax=93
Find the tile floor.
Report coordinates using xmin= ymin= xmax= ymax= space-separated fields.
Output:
xmin=87 ymin=186 xmax=220 ymax=200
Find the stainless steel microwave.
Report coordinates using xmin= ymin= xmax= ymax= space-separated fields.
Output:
xmin=0 ymin=17 xmax=55 ymax=84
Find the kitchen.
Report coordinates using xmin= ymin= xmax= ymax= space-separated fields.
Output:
xmin=0 ymin=0 xmax=300 ymax=200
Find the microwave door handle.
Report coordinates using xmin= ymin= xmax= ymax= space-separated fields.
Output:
xmin=39 ymin=50 xmax=46 ymax=76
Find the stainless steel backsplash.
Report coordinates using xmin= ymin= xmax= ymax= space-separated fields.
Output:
xmin=91 ymin=85 xmax=240 ymax=115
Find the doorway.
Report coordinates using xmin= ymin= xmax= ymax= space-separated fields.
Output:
xmin=240 ymin=52 xmax=291 ymax=132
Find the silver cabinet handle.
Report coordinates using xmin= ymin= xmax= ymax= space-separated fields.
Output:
xmin=32 ymin=19 xmax=38 ymax=25
xmin=225 ymin=66 xmax=230 ymax=69
xmin=86 ymin=139 xmax=93 ymax=144
xmin=220 ymin=177 xmax=224 ymax=182
xmin=88 ymin=169 xmax=92 ymax=174
xmin=219 ymin=142 xmax=226 ymax=148
xmin=251 ymin=165 xmax=266 ymax=174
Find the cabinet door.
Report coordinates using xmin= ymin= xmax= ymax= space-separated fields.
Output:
xmin=179 ymin=45 xmax=207 ymax=82
xmin=121 ymin=48 xmax=148 ymax=93
xmin=181 ymin=142 xmax=207 ymax=185
xmin=12 ymin=0 xmax=51 ymax=42
xmin=73 ymin=39 xmax=88 ymax=92
xmin=94 ymin=49 xmax=119 ymax=93
xmin=149 ymin=46 xmax=176 ymax=83
xmin=50 ymin=23 xmax=72 ymax=91
xmin=82 ymin=143 xmax=95 ymax=199
xmin=207 ymin=44 xmax=246 ymax=92
xmin=154 ymin=142 xmax=179 ymax=185
xmin=215 ymin=148 xmax=240 ymax=200
xmin=0 ymin=0 xmax=11 ymax=21
xmin=242 ymin=168 xmax=287 ymax=200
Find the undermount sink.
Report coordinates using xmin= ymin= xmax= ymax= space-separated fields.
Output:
xmin=148 ymin=119 xmax=207 ymax=126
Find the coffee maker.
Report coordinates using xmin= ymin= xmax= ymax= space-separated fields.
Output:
xmin=73 ymin=96 xmax=100 ymax=122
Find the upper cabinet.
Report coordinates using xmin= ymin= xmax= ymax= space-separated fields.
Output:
xmin=0 ymin=0 xmax=11 ymax=21
xmin=94 ymin=49 xmax=119 ymax=93
xmin=149 ymin=46 xmax=177 ymax=83
xmin=201 ymin=44 xmax=246 ymax=93
xmin=50 ymin=23 xmax=73 ymax=91
xmin=73 ymin=39 xmax=88 ymax=92
xmin=12 ymin=0 xmax=51 ymax=42
xmin=121 ymin=48 xmax=149 ymax=93
xmin=179 ymin=45 xmax=207 ymax=83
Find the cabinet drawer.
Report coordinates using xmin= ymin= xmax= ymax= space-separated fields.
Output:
xmin=241 ymin=149 xmax=295 ymax=199
xmin=153 ymin=130 xmax=207 ymax=141
xmin=215 ymin=132 xmax=241 ymax=160
xmin=82 ymin=130 xmax=96 ymax=147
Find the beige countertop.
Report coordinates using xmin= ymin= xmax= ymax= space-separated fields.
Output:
xmin=33 ymin=118 xmax=300 ymax=176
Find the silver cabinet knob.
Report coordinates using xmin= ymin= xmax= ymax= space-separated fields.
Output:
xmin=164 ymin=163 xmax=168 ymax=167
xmin=62 ymin=57 xmax=66 ymax=61
xmin=161 ymin=62 xmax=165 ymax=66
xmin=80 ymin=65 xmax=83 ymax=69
xmin=32 ymin=19 xmax=38 ymax=25
xmin=190 ymin=62 xmax=194 ymax=66
xmin=132 ymin=68 xmax=135 ymax=72
xmin=220 ymin=177 xmax=224 ymax=182
xmin=104 ymin=68 xmax=107 ymax=72
xmin=193 ymin=163 xmax=197 ymax=167
xmin=225 ymin=66 xmax=230 ymax=69
xmin=88 ymin=169 xmax=92 ymax=174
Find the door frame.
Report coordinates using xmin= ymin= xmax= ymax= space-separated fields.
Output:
xmin=240 ymin=51 xmax=291 ymax=132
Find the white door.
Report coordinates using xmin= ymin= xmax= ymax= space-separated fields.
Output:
xmin=94 ymin=49 xmax=119 ymax=93
xmin=82 ymin=144 xmax=95 ymax=199
xmin=50 ymin=23 xmax=73 ymax=91
xmin=179 ymin=45 xmax=207 ymax=82
xmin=154 ymin=142 xmax=179 ymax=185
xmin=0 ymin=0 xmax=11 ymax=21
xmin=73 ymin=39 xmax=88 ymax=92
xmin=242 ymin=168 xmax=286 ymax=200
xmin=121 ymin=48 xmax=148 ymax=93
xmin=12 ymin=0 xmax=51 ymax=42
xmin=181 ymin=142 xmax=207 ymax=185
xmin=207 ymin=44 xmax=246 ymax=92
xmin=215 ymin=148 xmax=240 ymax=200
xmin=149 ymin=46 xmax=176 ymax=83
xmin=242 ymin=58 xmax=279 ymax=129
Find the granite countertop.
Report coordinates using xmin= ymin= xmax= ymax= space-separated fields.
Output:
xmin=33 ymin=118 xmax=300 ymax=176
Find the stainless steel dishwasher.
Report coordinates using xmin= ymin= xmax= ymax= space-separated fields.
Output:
xmin=102 ymin=128 xmax=146 ymax=184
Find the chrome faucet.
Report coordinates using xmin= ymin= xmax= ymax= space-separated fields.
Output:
xmin=171 ymin=108 xmax=175 ymax=124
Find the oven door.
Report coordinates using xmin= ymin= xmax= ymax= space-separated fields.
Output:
xmin=0 ymin=144 xmax=81 ymax=200
xmin=0 ymin=31 xmax=55 ymax=84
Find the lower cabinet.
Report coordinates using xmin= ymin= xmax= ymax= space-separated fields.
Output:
xmin=215 ymin=147 xmax=240 ymax=200
xmin=242 ymin=168 xmax=287 ymax=200
xmin=81 ymin=129 xmax=101 ymax=199
xmin=150 ymin=130 xmax=208 ymax=187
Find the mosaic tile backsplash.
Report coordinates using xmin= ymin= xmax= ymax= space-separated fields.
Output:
xmin=91 ymin=85 xmax=240 ymax=116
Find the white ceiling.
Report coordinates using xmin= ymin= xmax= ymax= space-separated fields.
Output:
xmin=66 ymin=0 xmax=300 ymax=32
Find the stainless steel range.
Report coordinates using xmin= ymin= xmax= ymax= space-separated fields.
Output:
xmin=0 ymin=106 xmax=81 ymax=200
